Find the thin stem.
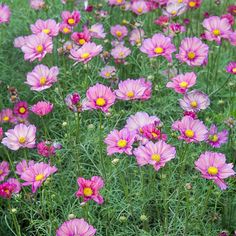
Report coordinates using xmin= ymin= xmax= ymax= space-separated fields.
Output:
xmin=7 ymin=201 xmax=21 ymax=236
xmin=41 ymin=117 xmax=50 ymax=139
xmin=76 ymin=113 xmax=80 ymax=144
xmin=209 ymin=75 xmax=231 ymax=97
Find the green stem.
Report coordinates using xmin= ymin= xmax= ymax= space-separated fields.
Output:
xmin=41 ymin=117 xmax=50 ymax=139
xmin=76 ymin=113 xmax=80 ymax=144
xmin=7 ymin=201 xmax=21 ymax=236
xmin=209 ymin=75 xmax=231 ymax=97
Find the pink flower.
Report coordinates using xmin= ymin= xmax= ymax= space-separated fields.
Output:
xmin=104 ymin=128 xmax=136 ymax=155
xmin=221 ymin=13 xmax=234 ymax=26
xmin=14 ymin=36 xmax=28 ymax=48
xmin=226 ymin=61 xmax=236 ymax=75
xmin=0 ymin=127 xmax=3 ymax=141
xmin=21 ymin=162 xmax=57 ymax=193
xmin=207 ymin=125 xmax=228 ymax=148
xmin=31 ymin=101 xmax=53 ymax=116
xmin=176 ymin=37 xmax=209 ymax=66
xmin=6 ymin=178 xmax=21 ymax=194
xmin=100 ymin=66 xmax=116 ymax=79
xmin=179 ymin=90 xmax=210 ymax=112
xmin=131 ymin=1 xmax=149 ymax=15
xmin=59 ymin=23 xmax=72 ymax=34
xmin=16 ymin=160 xmax=35 ymax=176
xmin=70 ymin=42 xmax=103 ymax=63
xmin=111 ymin=45 xmax=131 ymax=60
xmin=109 ymin=0 xmax=126 ymax=6
xmin=89 ymin=23 xmax=106 ymax=39
xmin=26 ymin=64 xmax=59 ymax=91
xmin=56 ymin=219 xmax=96 ymax=236
xmin=172 ymin=116 xmax=208 ymax=143
xmin=37 ymin=141 xmax=55 ymax=157
xmin=21 ymin=33 xmax=53 ymax=62
xmin=111 ymin=25 xmax=128 ymax=41
xmin=0 ymin=161 xmax=10 ymax=182
xmin=61 ymin=10 xmax=81 ymax=27
xmin=2 ymin=124 xmax=36 ymax=150
xmin=165 ymin=23 xmax=186 ymax=38
xmin=202 ymin=16 xmax=231 ymax=44
xmin=0 ymin=182 xmax=16 ymax=199
xmin=71 ymin=26 xmax=91 ymax=46
xmin=0 ymin=108 xmax=15 ymax=124
xmin=166 ymin=72 xmax=197 ymax=94
xmin=30 ymin=0 xmax=45 ymax=10
xmin=129 ymin=29 xmax=144 ymax=46
xmin=154 ymin=15 xmax=169 ymax=26
xmin=65 ymin=92 xmax=81 ymax=112
xmin=76 ymin=176 xmax=104 ymax=204
xmin=140 ymin=33 xmax=176 ymax=62
xmin=0 ymin=4 xmax=11 ymax=24
xmin=229 ymin=31 xmax=236 ymax=46
xmin=31 ymin=19 xmax=59 ymax=37
xmin=133 ymin=140 xmax=176 ymax=171
xmin=195 ymin=151 xmax=235 ymax=190
xmin=227 ymin=5 xmax=236 ymax=16
xmin=163 ymin=2 xmax=187 ymax=17
xmin=85 ymin=83 xmax=116 ymax=112
xmin=13 ymin=101 xmax=29 ymax=119
xmin=187 ymin=0 xmax=201 ymax=8
xmin=141 ymin=123 xmax=168 ymax=142
xmin=115 ymin=78 xmax=152 ymax=101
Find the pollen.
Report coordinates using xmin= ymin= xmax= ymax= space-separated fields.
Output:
xmin=117 ymin=139 xmax=127 ymax=148
xmin=19 ymin=107 xmax=26 ymax=114
xmin=189 ymin=1 xmax=196 ymax=7
xmin=81 ymin=53 xmax=90 ymax=59
xmin=151 ymin=154 xmax=161 ymax=162
xmin=0 ymin=170 xmax=3 ymax=175
xmin=40 ymin=77 xmax=47 ymax=85
xmin=63 ymin=27 xmax=70 ymax=33
xmin=179 ymin=81 xmax=188 ymax=88
xmin=35 ymin=174 xmax=44 ymax=181
xmin=207 ymin=166 xmax=218 ymax=175
xmin=126 ymin=91 xmax=134 ymax=98
xmin=213 ymin=29 xmax=220 ymax=36
xmin=105 ymin=72 xmax=111 ymax=77
xmin=137 ymin=8 xmax=143 ymax=13
xmin=36 ymin=45 xmax=43 ymax=53
xmin=83 ymin=187 xmax=93 ymax=197
xmin=188 ymin=52 xmax=196 ymax=60
xmin=171 ymin=10 xmax=177 ymax=16
xmin=233 ymin=68 xmax=236 ymax=73
xmin=42 ymin=28 xmax=50 ymax=34
xmin=210 ymin=134 xmax=218 ymax=142
xmin=154 ymin=47 xmax=164 ymax=54
xmin=79 ymin=39 xmax=86 ymax=45
xmin=18 ymin=136 xmax=26 ymax=144
xmin=3 ymin=116 xmax=9 ymax=121
xmin=68 ymin=18 xmax=75 ymax=25
xmin=96 ymin=97 xmax=106 ymax=106
xmin=185 ymin=129 xmax=194 ymax=138
xmin=190 ymin=101 xmax=198 ymax=108
xmin=116 ymin=31 xmax=122 ymax=37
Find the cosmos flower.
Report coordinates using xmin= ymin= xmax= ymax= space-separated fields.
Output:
xmin=0 ymin=161 xmax=10 ymax=182
xmin=227 ymin=5 xmax=236 ymax=16
xmin=104 ymin=128 xmax=136 ymax=155
xmin=187 ymin=0 xmax=202 ymax=9
xmin=0 ymin=4 xmax=11 ymax=24
xmin=61 ymin=10 xmax=81 ymax=27
xmin=226 ymin=61 xmax=236 ymax=75
xmin=163 ymin=2 xmax=187 ymax=17
xmin=31 ymin=19 xmax=59 ymax=37
xmin=71 ymin=26 xmax=91 ymax=46
xmin=29 ymin=0 xmax=45 ymax=10
xmin=2 ymin=124 xmax=36 ymax=151
xmin=100 ymin=66 xmax=116 ymax=79
xmin=65 ymin=92 xmax=81 ymax=112
xmin=37 ymin=141 xmax=56 ymax=157
xmin=89 ymin=23 xmax=106 ymax=39
xmin=207 ymin=124 xmax=228 ymax=148
xmin=13 ymin=101 xmax=29 ymax=119
xmin=195 ymin=151 xmax=235 ymax=190
xmin=56 ymin=219 xmax=96 ymax=236
xmin=109 ymin=0 xmax=126 ymax=6
xmin=16 ymin=160 xmax=35 ymax=176
xmin=110 ymin=25 xmax=128 ymax=41
xmin=131 ymin=1 xmax=149 ymax=15
xmin=76 ymin=176 xmax=104 ymax=204
xmin=0 ymin=109 xmax=15 ymax=124
xmin=111 ymin=45 xmax=131 ymax=60
xmin=6 ymin=178 xmax=21 ymax=194
xmin=129 ymin=29 xmax=144 ymax=46
xmin=141 ymin=123 xmax=168 ymax=142
xmin=59 ymin=23 xmax=72 ymax=34
xmin=26 ymin=64 xmax=59 ymax=91
xmin=0 ymin=182 xmax=16 ymax=199
xmin=31 ymin=101 xmax=53 ymax=116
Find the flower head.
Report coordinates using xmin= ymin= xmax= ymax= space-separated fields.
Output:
xmin=37 ymin=141 xmax=56 ymax=157
xmin=100 ymin=66 xmax=116 ymax=79
xmin=0 ymin=4 xmax=11 ymax=24
xmin=111 ymin=45 xmax=131 ymax=60
xmin=89 ymin=23 xmax=106 ymax=39
xmin=111 ymin=25 xmax=128 ymax=41
xmin=129 ymin=29 xmax=144 ymax=46
xmin=131 ymin=1 xmax=149 ymax=15
xmin=16 ymin=160 xmax=35 ymax=176
xmin=13 ymin=101 xmax=29 ymax=119
xmin=0 ymin=161 xmax=10 ymax=182
xmin=31 ymin=101 xmax=53 ymax=116
xmin=65 ymin=92 xmax=81 ymax=112
xmin=226 ymin=61 xmax=236 ymax=75
xmin=207 ymin=125 xmax=228 ymax=148
xmin=0 ymin=109 xmax=15 ymax=124
xmin=30 ymin=0 xmax=45 ymax=10
xmin=0 ymin=182 xmax=16 ymax=199
xmin=61 ymin=10 xmax=81 ymax=27
xmin=31 ymin=19 xmax=59 ymax=37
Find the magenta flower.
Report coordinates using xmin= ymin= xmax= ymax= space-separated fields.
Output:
xmin=6 ymin=178 xmax=21 ymax=194
xmin=166 ymin=72 xmax=197 ymax=94
xmin=26 ymin=64 xmax=59 ymax=91
xmin=202 ymin=16 xmax=231 ymax=45
xmin=111 ymin=45 xmax=131 ymax=60
xmin=89 ymin=23 xmax=106 ymax=39
xmin=61 ymin=10 xmax=81 ymax=27
xmin=133 ymin=140 xmax=176 ymax=171
xmin=16 ymin=160 xmax=35 ymax=176
xmin=2 ymin=124 xmax=36 ymax=150
xmin=65 ymin=92 xmax=81 ymax=112
xmin=115 ymin=78 xmax=152 ymax=101
xmin=226 ymin=61 xmax=236 ymax=75
xmin=85 ymin=83 xmax=116 ymax=112
xmin=140 ymin=33 xmax=176 ymax=62
xmin=0 ymin=182 xmax=16 ymax=199
xmin=221 ymin=13 xmax=235 ymax=26
xmin=129 ymin=29 xmax=144 ymax=46
xmin=195 ymin=151 xmax=235 ymax=190
xmin=0 ymin=4 xmax=11 ymax=24
xmin=0 ymin=161 xmax=10 ymax=182
xmin=131 ymin=1 xmax=149 ymax=15
xmin=37 ymin=141 xmax=55 ymax=157
xmin=71 ymin=26 xmax=91 ymax=46
xmin=31 ymin=19 xmax=59 ymax=37
xmin=70 ymin=42 xmax=103 ymax=63
xmin=21 ymin=33 xmax=53 ymax=62
xmin=0 ymin=127 xmax=3 ymax=140
xmin=21 ymin=162 xmax=57 ymax=193
xmin=0 ymin=108 xmax=15 ymax=124
xmin=141 ymin=123 xmax=168 ymax=142
xmin=100 ymin=66 xmax=116 ymax=79
xmin=207 ymin=125 xmax=228 ymax=148
xmin=76 ymin=176 xmax=104 ymax=204
xmin=179 ymin=90 xmax=210 ymax=112
xmin=13 ymin=101 xmax=29 ymax=119
xmin=111 ymin=25 xmax=128 ymax=41
xmin=172 ymin=116 xmax=208 ymax=143
xmin=31 ymin=101 xmax=53 ymax=116
xmin=229 ymin=31 xmax=236 ymax=46
xmin=176 ymin=37 xmax=209 ymax=66
xmin=56 ymin=219 xmax=96 ymax=236
xmin=105 ymin=128 xmax=136 ymax=156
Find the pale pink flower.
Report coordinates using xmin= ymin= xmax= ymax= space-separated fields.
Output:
xmin=207 ymin=125 xmax=228 ymax=148
xmin=100 ymin=66 xmax=116 ymax=79
xmin=163 ymin=2 xmax=187 ymax=17
xmin=29 ymin=0 xmax=45 ymax=10
xmin=31 ymin=101 xmax=53 ymax=116
xmin=61 ymin=10 xmax=81 ymax=26
xmin=2 ymin=124 xmax=36 ymax=150
xmin=6 ymin=178 xmax=21 ymax=194
xmin=105 ymin=128 xmax=136 ymax=155
xmin=111 ymin=45 xmax=131 ymax=59
xmin=26 ymin=64 xmax=59 ymax=91
xmin=59 ymin=23 xmax=72 ymax=34
xmin=16 ymin=160 xmax=35 ymax=176
xmin=14 ymin=36 xmax=28 ymax=48
xmin=228 ymin=31 xmax=236 ymax=46
xmin=0 ymin=4 xmax=11 ymax=24
xmin=0 ymin=161 xmax=10 ymax=182
xmin=76 ymin=176 xmax=104 ymax=204
xmin=131 ymin=1 xmax=149 ymax=15
xmin=140 ymin=33 xmax=176 ymax=62
xmin=0 ymin=109 xmax=15 ymax=124
xmin=89 ymin=23 xmax=106 ymax=39
xmin=21 ymin=162 xmax=57 ymax=193
xmin=109 ymin=0 xmax=126 ymax=6
xmin=21 ymin=33 xmax=53 ymax=62
xmin=129 ymin=29 xmax=144 ymax=46
xmin=166 ymin=72 xmax=197 ymax=94
xmin=111 ymin=25 xmax=128 ymax=41
xmin=195 ymin=151 xmax=235 ymax=190
xmin=31 ymin=19 xmax=59 ymax=37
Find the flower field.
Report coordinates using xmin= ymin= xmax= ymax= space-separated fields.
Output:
xmin=0 ymin=0 xmax=236 ymax=235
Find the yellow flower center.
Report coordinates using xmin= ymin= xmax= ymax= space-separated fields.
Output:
xmin=188 ymin=52 xmax=196 ymax=60
xmin=179 ymin=81 xmax=188 ymax=88
xmin=154 ymin=47 xmax=164 ymax=54
xmin=207 ymin=166 xmax=218 ymax=175
xmin=81 ymin=53 xmax=90 ymax=59
xmin=139 ymin=127 xmax=143 ymax=134
xmin=19 ymin=107 xmax=26 ymax=114
xmin=18 ymin=136 xmax=26 ymax=144
xmin=3 ymin=116 xmax=9 ymax=121
xmin=178 ymin=0 xmax=183 ymax=2
xmin=137 ymin=7 xmax=143 ymax=13
xmin=185 ymin=129 xmax=194 ymax=138
xmin=117 ymin=0 xmax=122 ymax=3
xmin=63 ymin=27 xmax=70 ymax=33
xmin=0 ymin=170 xmax=3 ymax=175
xmin=189 ymin=1 xmax=196 ymax=7
xmin=4 ymin=189 xmax=10 ymax=194
xmin=42 ymin=28 xmax=50 ymax=34
xmin=171 ymin=10 xmax=177 ymax=16
xmin=68 ymin=18 xmax=75 ymax=25
xmin=213 ymin=29 xmax=220 ymax=36
xmin=116 ymin=31 xmax=122 ymax=37
xmin=232 ymin=68 xmax=236 ymax=73
xmin=36 ymin=45 xmax=43 ymax=53
xmin=83 ymin=187 xmax=93 ymax=197
xmin=151 ymin=154 xmax=161 ymax=162
xmin=40 ymin=77 xmax=47 ymax=85
xmin=190 ymin=101 xmax=198 ymax=108
xmin=117 ymin=139 xmax=127 ymax=148
xmin=79 ymin=39 xmax=86 ymax=45
xmin=151 ymin=132 xmax=158 ymax=138
xmin=126 ymin=91 xmax=134 ymax=98
xmin=119 ymin=52 xmax=124 ymax=57
xmin=96 ymin=97 xmax=106 ymax=106
xmin=210 ymin=134 xmax=218 ymax=142
xmin=35 ymin=174 xmax=44 ymax=181
xmin=105 ymin=72 xmax=111 ymax=77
